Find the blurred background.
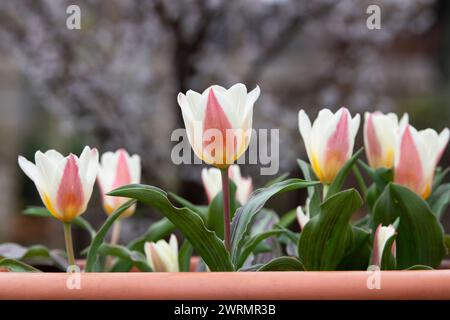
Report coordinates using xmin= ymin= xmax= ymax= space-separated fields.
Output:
xmin=0 ymin=0 xmax=449 ymax=252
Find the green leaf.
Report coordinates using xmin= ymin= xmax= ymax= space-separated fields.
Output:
xmin=407 ymin=265 xmax=434 ymax=270
xmin=24 ymin=206 xmax=96 ymax=240
xmin=325 ymin=148 xmax=364 ymax=200
xmin=85 ymin=200 xmax=136 ymax=272
xmin=178 ymin=240 xmax=193 ymax=272
xmin=237 ymin=229 xmax=287 ymax=269
xmin=0 ymin=258 xmax=41 ymax=272
xmin=168 ymin=192 xmax=208 ymax=220
xmin=380 ymin=234 xmax=397 ymax=270
xmin=278 ymin=209 xmax=297 ymax=228
xmin=128 ymin=217 xmax=175 ymax=252
xmin=109 ymin=184 xmax=233 ymax=271
xmin=206 ymin=182 xmax=237 ymax=239
xmin=0 ymin=243 xmax=67 ymax=270
xmin=298 ymin=189 xmax=363 ymax=270
xmin=230 ymin=179 xmax=318 ymax=266
xmin=433 ymin=167 xmax=449 ymax=190
xmin=338 ymin=226 xmax=371 ymax=270
xmin=428 ymin=183 xmax=450 ymax=219
xmin=98 ymin=244 xmax=151 ymax=272
xmin=373 ymin=183 xmax=445 ymax=269
xmin=297 ymin=159 xmax=321 ymax=216
xmin=257 ymin=257 xmax=305 ymax=271
xmin=264 ymin=172 xmax=290 ymax=187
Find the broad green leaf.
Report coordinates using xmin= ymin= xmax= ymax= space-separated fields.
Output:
xmin=0 ymin=243 xmax=67 ymax=270
xmin=338 ymin=226 xmax=371 ymax=270
xmin=278 ymin=209 xmax=297 ymax=228
xmin=264 ymin=172 xmax=290 ymax=187
xmin=380 ymin=234 xmax=397 ymax=270
xmin=433 ymin=167 xmax=449 ymax=190
xmin=206 ymin=181 xmax=237 ymax=239
xmin=178 ymin=240 xmax=193 ymax=272
xmin=237 ymin=229 xmax=286 ymax=269
xmin=428 ymin=183 xmax=450 ymax=219
xmin=168 ymin=192 xmax=208 ymax=220
xmin=0 ymin=258 xmax=41 ymax=272
xmin=109 ymin=184 xmax=233 ymax=271
xmin=257 ymin=257 xmax=305 ymax=271
xmin=298 ymin=189 xmax=363 ymax=270
xmin=97 ymin=244 xmax=151 ymax=272
xmin=24 ymin=206 xmax=96 ymax=240
xmin=128 ymin=217 xmax=175 ymax=252
xmin=230 ymin=179 xmax=318 ymax=266
xmin=85 ymin=200 xmax=136 ymax=272
xmin=407 ymin=265 xmax=434 ymax=270
xmin=325 ymin=148 xmax=364 ymax=200
xmin=373 ymin=183 xmax=445 ymax=269
xmin=297 ymin=159 xmax=321 ymax=216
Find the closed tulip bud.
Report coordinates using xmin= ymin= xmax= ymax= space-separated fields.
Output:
xmin=364 ymin=112 xmax=408 ymax=169
xmin=178 ymin=84 xmax=260 ymax=168
xmin=298 ymin=108 xmax=360 ymax=184
xmin=97 ymin=149 xmax=141 ymax=217
xmin=372 ymin=224 xmax=396 ymax=267
xmin=144 ymin=234 xmax=179 ymax=272
xmin=201 ymin=164 xmax=253 ymax=205
xmin=394 ymin=124 xmax=449 ymax=199
xmin=18 ymin=146 xmax=99 ymax=222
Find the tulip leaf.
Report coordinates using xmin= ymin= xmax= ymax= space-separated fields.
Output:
xmin=297 ymin=159 xmax=321 ymax=217
xmin=325 ymin=148 xmax=364 ymax=200
xmin=237 ymin=229 xmax=287 ymax=269
xmin=407 ymin=265 xmax=434 ymax=270
xmin=85 ymin=200 xmax=136 ymax=272
xmin=206 ymin=182 xmax=237 ymax=239
xmin=168 ymin=192 xmax=208 ymax=221
xmin=298 ymin=189 xmax=363 ymax=270
xmin=428 ymin=183 xmax=450 ymax=220
xmin=230 ymin=179 xmax=318 ymax=266
xmin=433 ymin=167 xmax=449 ymax=190
xmin=108 ymin=184 xmax=234 ymax=271
xmin=278 ymin=209 xmax=297 ymax=228
xmin=264 ymin=172 xmax=290 ymax=187
xmin=0 ymin=258 xmax=41 ymax=272
xmin=178 ymin=240 xmax=194 ymax=272
xmin=372 ymin=183 xmax=445 ymax=269
xmin=23 ymin=206 xmax=96 ymax=240
xmin=128 ymin=217 xmax=175 ymax=252
xmin=257 ymin=256 xmax=305 ymax=271
xmin=338 ymin=226 xmax=371 ymax=270
xmin=96 ymin=244 xmax=151 ymax=272
xmin=380 ymin=234 xmax=397 ymax=270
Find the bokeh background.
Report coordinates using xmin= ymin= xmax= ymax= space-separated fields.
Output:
xmin=0 ymin=0 xmax=449 ymax=252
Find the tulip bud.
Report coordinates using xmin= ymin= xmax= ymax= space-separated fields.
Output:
xmin=296 ymin=206 xmax=310 ymax=230
xmin=201 ymin=165 xmax=253 ymax=205
xmin=97 ymin=149 xmax=141 ymax=217
xmin=178 ymin=84 xmax=260 ymax=168
xmin=18 ymin=146 xmax=99 ymax=222
xmin=394 ymin=124 xmax=449 ymax=199
xmin=372 ymin=224 xmax=396 ymax=267
xmin=298 ymin=108 xmax=360 ymax=184
xmin=144 ymin=234 xmax=179 ymax=272
xmin=364 ymin=112 xmax=408 ymax=169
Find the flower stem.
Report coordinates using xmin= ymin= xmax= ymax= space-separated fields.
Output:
xmin=221 ymin=168 xmax=231 ymax=251
xmin=63 ymin=222 xmax=75 ymax=266
xmin=322 ymin=184 xmax=329 ymax=201
xmin=110 ymin=220 xmax=121 ymax=246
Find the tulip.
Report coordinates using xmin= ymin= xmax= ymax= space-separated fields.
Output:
xmin=364 ymin=112 xmax=408 ymax=169
xmin=296 ymin=206 xmax=310 ymax=230
xmin=178 ymin=83 xmax=260 ymax=251
xmin=394 ymin=124 xmax=449 ymax=199
xmin=372 ymin=224 xmax=396 ymax=267
xmin=144 ymin=234 xmax=179 ymax=272
xmin=177 ymin=83 xmax=260 ymax=168
xmin=18 ymin=146 xmax=99 ymax=265
xmin=298 ymin=108 xmax=360 ymax=185
xmin=201 ymin=165 xmax=253 ymax=205
xmin=97 ymin=149 xmax=141 ymax=218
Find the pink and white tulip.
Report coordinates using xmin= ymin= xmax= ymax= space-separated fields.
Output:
xmin=144 ymin=234 xmax=179 ymax=272
xmin=18 ymin=146 xmax=99 ymax=222
xmin=178 ymin=84 xmax=260 ymax=168
xmin=97 ymin=149 xmax=141 ymax=217
xmin=298 ymin=108 xmax=360 ymax=184
xmin=364 ymin=112 xmax=408 ymax=169
xmin=394 ymin=124 xmax=449 ymax=199
xmin=372 ymin=224 xmax=396 ymax=267
xmin=201 ymin=164 xmax=253 ymax=205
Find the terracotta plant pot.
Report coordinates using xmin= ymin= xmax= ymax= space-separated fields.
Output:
xmin=0 ymin=269 xmax=450 ymax=300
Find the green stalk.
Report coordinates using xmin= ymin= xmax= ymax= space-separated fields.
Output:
xmin=63 ymin=222 xmax=75 ymax=266
xmin=221 ymin=168 xmax=231 ymax=251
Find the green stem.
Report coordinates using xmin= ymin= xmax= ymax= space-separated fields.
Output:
xmin=63 ymin=222 xmax=75 ymax=266
xmin=322 ymin=184 xmax=329 ymax=201
xmin=353 ymin=166 xmax=368 ymax=195
xmin=221 ymin=168 xmax=231 ymax=251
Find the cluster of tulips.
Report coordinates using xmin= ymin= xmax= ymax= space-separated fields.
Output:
xmin=2 ymin=83 xmax=449 ymax=273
